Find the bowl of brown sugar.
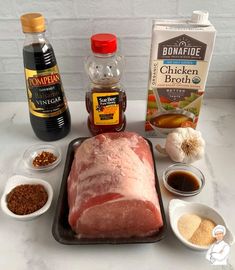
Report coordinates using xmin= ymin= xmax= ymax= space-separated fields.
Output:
xmin=1 ymin=175 xmax=53 ymax=221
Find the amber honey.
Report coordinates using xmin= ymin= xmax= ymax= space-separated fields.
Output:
xmin=86 ymin=86 xmax=126 ymax=135
xmin=85 ymin=33 xmax=127 ymax=135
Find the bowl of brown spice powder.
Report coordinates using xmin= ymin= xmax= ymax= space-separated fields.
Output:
xmin=1 ymin=175 xmax=53 ymax=221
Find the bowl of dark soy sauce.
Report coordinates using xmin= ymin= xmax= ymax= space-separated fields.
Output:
xmin=163 ymin=164 xmax=205 ymax=196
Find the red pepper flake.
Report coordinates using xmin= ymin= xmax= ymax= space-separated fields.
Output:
xmin=32 ymin=151 xmax=57 ymax=167
xmin=6 ymin=184 xmax=48 ymax=215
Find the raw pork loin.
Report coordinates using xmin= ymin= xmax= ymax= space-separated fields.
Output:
xmin=67 ymin=132 xmax=163 ymax=238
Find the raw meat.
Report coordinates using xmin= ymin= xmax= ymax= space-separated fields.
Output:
xmin=67 ymin=132 xmax=163 ymax=238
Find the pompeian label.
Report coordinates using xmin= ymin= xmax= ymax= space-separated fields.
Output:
xmin=25 ymin=66 xmax=67 ymax=118
xmin=28 ymin=73 xmax=60 ymax=87
xmin=92 ymin=92 xmax=120 ymax=125
xmin=158 ymin=34 xmax=207 ymax=60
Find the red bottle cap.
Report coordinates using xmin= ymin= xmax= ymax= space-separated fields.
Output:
xmin=91 ymin=33 xmax=117 ymax=54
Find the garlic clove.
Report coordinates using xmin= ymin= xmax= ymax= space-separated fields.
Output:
xmin=155 ymin=144 xmax=167 ymax=155
xmin=165 ymin=133 xmax=186 ymax=162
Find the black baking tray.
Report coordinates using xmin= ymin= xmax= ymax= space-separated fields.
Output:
xmin=52 ymin=137 xmax=167 ymax=245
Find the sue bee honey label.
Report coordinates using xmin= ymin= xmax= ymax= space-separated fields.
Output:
xmin=92 ymin=92 xmax=120 ymax=125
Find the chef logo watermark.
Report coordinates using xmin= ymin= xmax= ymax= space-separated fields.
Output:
xmin=206 ymin=225 xmax=231 ymax=266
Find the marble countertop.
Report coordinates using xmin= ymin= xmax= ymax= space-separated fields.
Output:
xmin=0 ymin=100 xmax=234 ymax=270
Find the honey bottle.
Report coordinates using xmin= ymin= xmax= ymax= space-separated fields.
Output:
xmin=85 ymin=33 xmax=126 ymax=135
xmin=20 ymin=13 xmax=71 ymax=141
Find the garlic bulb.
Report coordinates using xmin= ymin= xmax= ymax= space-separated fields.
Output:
xmin=156 ymin=128 xmax=205 ymax=163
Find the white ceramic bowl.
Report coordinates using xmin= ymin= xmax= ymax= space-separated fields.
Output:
xmin=169 ymin=199 xmax=234 ymax=251
xmin=1 ymin=175 xmax=53 ymax=221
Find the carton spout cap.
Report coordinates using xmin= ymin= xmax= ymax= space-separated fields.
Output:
xmin=191 ymin=10 xmax=210 ymax=25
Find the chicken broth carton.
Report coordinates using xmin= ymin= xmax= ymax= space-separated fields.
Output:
xmin=145 ymin=11 xmax=216 ymax=137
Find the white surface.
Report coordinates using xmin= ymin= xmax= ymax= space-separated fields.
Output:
xmin=168 ymin=199 xmax=234 ymax=251
xmin=0 ymin=100 xmax=234 ymax=270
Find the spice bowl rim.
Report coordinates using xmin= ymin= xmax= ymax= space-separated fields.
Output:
xmin=1 ymin=174 xmax=53 ymax=221
xmin=162 ymin=163 xmax=205 ymax=196
xmin=168 ymin=199 xmax=234 ymax=251
xmin=23 ymin=143 xmax=62 ymax=171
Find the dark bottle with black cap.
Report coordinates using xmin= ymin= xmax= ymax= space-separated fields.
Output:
xmin=20 ymin=13 xmax=71 ymax=141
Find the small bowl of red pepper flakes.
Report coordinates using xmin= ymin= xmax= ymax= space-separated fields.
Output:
xmin=1 ymin=175 xmax=53 ymax=220
xmin=23 ymin=144 xmax=61 ymax=171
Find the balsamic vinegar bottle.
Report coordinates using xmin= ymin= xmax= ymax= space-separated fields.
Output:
xmin=20 ymin=13 xmax=71 ymax=141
